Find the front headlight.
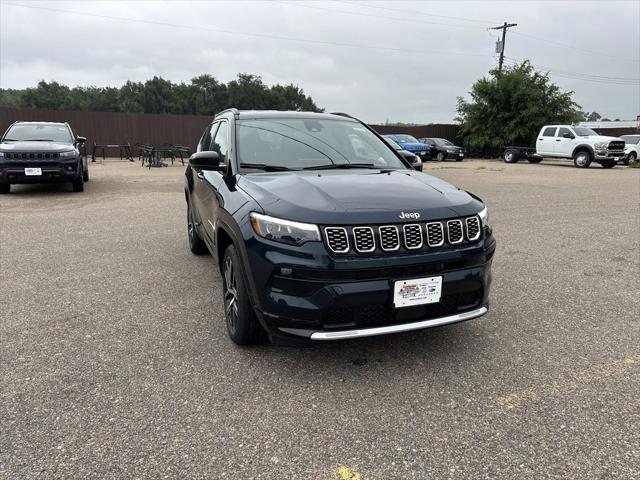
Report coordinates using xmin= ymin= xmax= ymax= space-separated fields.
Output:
xmin=250 ymin=212 xmax=320 ymax=245
xmin=478 ymin=206 xmax=490 ymax=228
xmin=59 ymin=150 xmax=77 ymax=158
xmin=0 ymin=152 xmax=4 ymax=158
xmin=593 ymin=142 xmax=607 ymax=149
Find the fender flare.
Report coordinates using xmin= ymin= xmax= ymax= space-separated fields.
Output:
xmin=572 ymin=144 xmax=594 ymax=158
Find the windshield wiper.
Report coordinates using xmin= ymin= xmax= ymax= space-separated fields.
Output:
xmin=303 ymin=163 xmax=378 ymax=170
xmin=22 ymin=139 xmax=55 ymax=142
xmin=240 ymin=163 xmax=297 ymax=171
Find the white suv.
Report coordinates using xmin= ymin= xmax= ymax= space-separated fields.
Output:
xmin=535 ymin=125 xmax=626 ymax=168
xmin=620 ymin=135 xmax=639 ymax=165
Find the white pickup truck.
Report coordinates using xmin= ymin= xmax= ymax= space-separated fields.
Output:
xmin=503 ymin=125 xmax=627 ymax=168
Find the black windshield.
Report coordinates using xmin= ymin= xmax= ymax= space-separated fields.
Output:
xmin=4 ymin=124 xmax=73 ymax=143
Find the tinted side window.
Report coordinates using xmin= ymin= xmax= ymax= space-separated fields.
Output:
xmin=198 ymin=123 xmax=217 ymax=152
xmin=211 ymin=121 xmax=229 ymax=161
xmin=542 ymin=127 xmax=557 ymax=137
xmin=557 ymin=127 xmax=572 ymax=138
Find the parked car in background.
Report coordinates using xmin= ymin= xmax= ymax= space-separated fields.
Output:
xmin=503 ymin=125 xmax=626 ymax=168
xmin=0 ymin=121 xmax=88 ymax=193
xmin=383 ymin=137 xmax=422 ymax=171
xmin=185 ymin=109 xmax=495 ymax=346
xmin=419 ymin=138 xmax=465 ymax=162
xmin=383 ymin=134 xmax=432 ymax=161
xmin=620 ymin=135 xmax=639 ymax=164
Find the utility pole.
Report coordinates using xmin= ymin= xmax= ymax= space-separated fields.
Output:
xmin=491 ymin=22 xmax=517 ymax=72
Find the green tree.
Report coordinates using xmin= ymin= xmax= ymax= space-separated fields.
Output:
xmin=456 ymin=61 xmax=582 ymax=156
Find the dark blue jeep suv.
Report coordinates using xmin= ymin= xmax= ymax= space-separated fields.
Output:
xmin=185 ymin=109 xmax=495 ymax=345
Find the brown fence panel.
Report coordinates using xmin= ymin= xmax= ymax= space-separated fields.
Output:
xmin=0 ymin=107 xmax=212 ymax=153
xmin=371 ymin=124 xmax=460 ymax=143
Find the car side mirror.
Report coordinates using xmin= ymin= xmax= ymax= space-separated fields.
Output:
xmin=76 ymin=136 xmax=86 ymax=143
xmin=189 ymin=151 xmax=225 ymax=171
xmin=563 ymin=133 xmax=574 ymax=139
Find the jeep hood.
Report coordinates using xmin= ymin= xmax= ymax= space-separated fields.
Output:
xmin=0 ymin=141 xmax=74 ymax=152
xmin=237 ymin=170 xmax=483 ymax=224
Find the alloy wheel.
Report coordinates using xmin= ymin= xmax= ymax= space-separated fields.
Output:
xmin=223 ymin=256 xmax=239 ymax=334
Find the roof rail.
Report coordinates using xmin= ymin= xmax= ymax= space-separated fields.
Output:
xmin=330 ymin=112 xmax=356 ymax=119
xmin=216 ymin=108 xmax=240 ymax=117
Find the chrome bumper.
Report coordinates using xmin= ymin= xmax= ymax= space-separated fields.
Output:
xmin=309 ymin=306 xmax=488 ymax=340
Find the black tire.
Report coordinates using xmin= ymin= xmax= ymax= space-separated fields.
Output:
xmin=601 ymin=161 xmax=616 ymax=169
xmin=436 ymin=151 xmax=446 ymax=162
xmin=503 ymin=149 xmax=520 ymax=163
xmin=71 ymin=172 xmax=84 ymax=192
xmin=625 ymin=152 xmax=637 ymax=165
xmin=0 ymin=183 xmax=10 ymax=194
xmin=573 ymin=150 xmax=592 ymax=168
xmin=222 ymin=244 xmax=266 ymax=345
xmin=187 ymin=202 xmax=208 ymax=255
xmin=83 ymin=165 xmax=89 ymax=182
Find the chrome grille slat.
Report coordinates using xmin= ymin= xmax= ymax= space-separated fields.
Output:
xmin=378 ymin=226 xmax=400 ymax=251
xmin=446 ymin=219 xmax=463 ymax=244
xmin=465 ymin=216 xmax=481 ymax=241
xmin=325 ymin=227 xmax=349 ymax=253
xmin=353 ymin=227 xmax=375 ymax=253
xmin=403 ymin=224 xmax=423 ymax=249
xmin=426 ymin=222 xmax=444 ymax=247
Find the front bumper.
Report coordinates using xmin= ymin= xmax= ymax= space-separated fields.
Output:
xmin=594 ymin=150 xmax=626 ymax=162
xmin=244 ymin=230 xmax=495 ymax=342
xmin=0 ymin=160 xmax=81 ymax=184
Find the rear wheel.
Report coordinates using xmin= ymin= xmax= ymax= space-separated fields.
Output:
xmin=222 ymin=245 xmax=266 ymax=345
xmin=187 ymin=202 xmax=208 ymax=255
xmin=83 ymin=164 xmax=89 ymax=181
xmin=0 ymin=184 xmax=10 ymax=194
xmin=503 ymin=149 xmax=519 ymax=163
xmin=573 ymin=150 xmax=592 ymax=168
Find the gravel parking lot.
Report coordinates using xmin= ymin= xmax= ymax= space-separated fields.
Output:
xmin=1 ymin=159 xmax=639 ymax=479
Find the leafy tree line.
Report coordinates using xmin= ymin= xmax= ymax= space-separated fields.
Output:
xmin=0 ymin=74 xmax=322 ymax=115
xmin=456 ymin=61 xmax=584 ymax=156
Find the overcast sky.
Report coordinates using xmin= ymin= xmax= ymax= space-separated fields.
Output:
xmin=1 ymin=0 xmax=639 ymax=123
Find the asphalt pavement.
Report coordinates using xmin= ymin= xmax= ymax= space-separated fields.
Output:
xmin=1 ymin=159 xmax=639 ymax=479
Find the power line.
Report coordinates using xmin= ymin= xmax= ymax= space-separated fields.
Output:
xmin=277 ymin=1 xmax=489 ymax=30
xmin=1 ymin=2 xmax=496 ymax=59
xmin=511 ymin=31 xmax=639 ymax=64
xmin=503 ymin=58 xmax=640 ymax=85
xmin=338 ymin=0 xmax=500 ymax=26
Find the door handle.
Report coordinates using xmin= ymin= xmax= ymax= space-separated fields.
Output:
xmin=555 ymin=139 xmax=561 ymax=142
xmin=539 ymin=138 xmax=543 ymax=141
xmin=196 ymin=172 xmax=204 ymax=180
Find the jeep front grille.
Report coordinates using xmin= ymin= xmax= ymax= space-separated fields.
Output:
xmin=447 ymin=219 xmax=463 ymax=244
xmin=352 ymin=227 xmax=375 ymax=253
xmin=379 ymin=226 xmax=400 ymax=251
xmin=466 ymin=217 xmax=481 ymax=241
xmin=403 ymin=224 xmax=423 ymax=249
xmin=323 ymin=215 xmax=483 ymax=255
xmin=4 ymin=152 xmax=60 ymax=160
xmin=426 ymin=222 xmax=444 ymax=247
xmin=325 ymin=227 xmax=349 ymax=253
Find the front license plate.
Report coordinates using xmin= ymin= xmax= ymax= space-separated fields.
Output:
xmin=418 ymin=151 xmax=425 ymax=155
xmin=614 ymin=157 xmax=619 ymax=161
xmin=459 ymin=153 xmax=464 ymax=157
xmin=24 ymin=168 xmax=42 ymax=176
xmin=393 ymin=276 xmax=442 ymax=308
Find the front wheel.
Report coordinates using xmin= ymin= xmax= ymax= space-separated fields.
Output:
xmin=573 ymin=151 xmax=592 ymax=168
xmin=436 ymin=151 xmax=446 ymax=162
xmin=222 ymin=245 xmax=266 ymax=345
xmin=71 ymin=173 xmax=84 ymax=192
xmin=625 ymin=152 xmax=636 ymax=165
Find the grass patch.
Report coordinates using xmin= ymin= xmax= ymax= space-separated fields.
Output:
xmin=628 ymin=162 xmax=640 ymax=168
